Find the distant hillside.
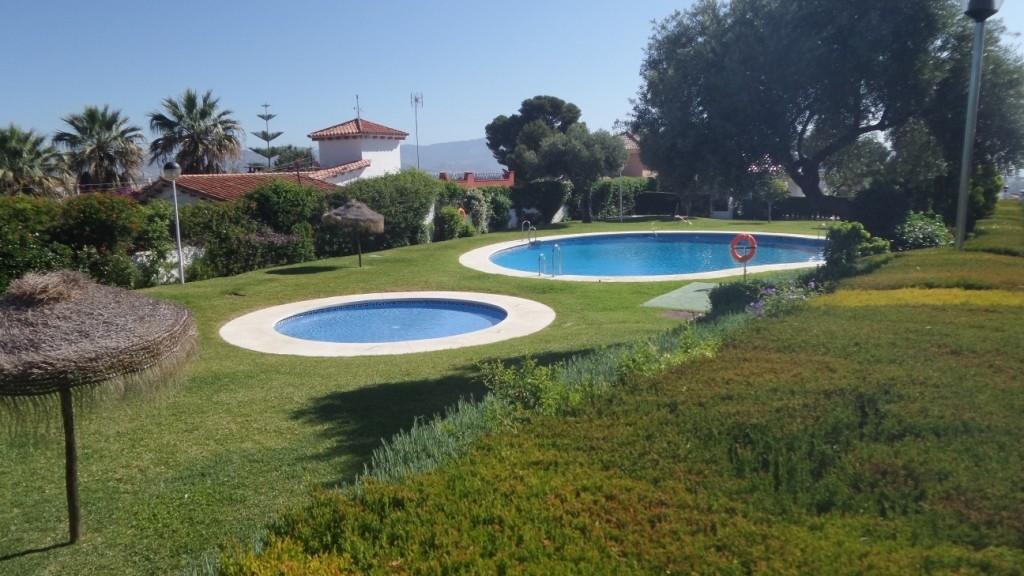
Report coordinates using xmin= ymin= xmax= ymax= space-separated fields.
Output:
xmin=401 ymin=138 xmax=503 ymax=173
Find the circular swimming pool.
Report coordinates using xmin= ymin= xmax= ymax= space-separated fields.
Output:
xmin=275 ymin=299 xmax=507 ymax=343
xmin=460 ymin=231 xmax=825 ymax=282
xmin=219 ymin=292 xmax=556 ymax=357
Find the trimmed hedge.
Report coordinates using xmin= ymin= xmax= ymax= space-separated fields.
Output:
xmin=511 ymin=180 xmax=571 ymax=223
xmin=591 ymin=177 xmax=657 ymax=218
xmin=328 ymin=170 xmax=441 ymax=249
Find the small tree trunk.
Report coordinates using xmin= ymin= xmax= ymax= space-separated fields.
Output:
xmin=789 ymin=165 xmax=827 ymax=210
xmin=60 ymin=388 xmax=80 ymax=544
xmin=583 ymin=188 xmax=593 ymax=223
xmin=768 ymin=201 xmax=773 ymax=223
xmin=355 ymin=232 xmax=362 ymax=268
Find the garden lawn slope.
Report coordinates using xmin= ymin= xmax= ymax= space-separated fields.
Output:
xmin=0 ymin=217 xmax=819 ymax=575
xmin=225 ymin=203 xmax=1024 ymax=574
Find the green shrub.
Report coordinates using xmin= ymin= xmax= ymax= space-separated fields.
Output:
xmin=511 ymin=180 xmax=571 ymax=223
xmin=824 ymin=221 xmax=890 ymax=273
xmin=484 ymin=187 xmax=513 ymax=231
xmin=852 ymin=183 xmax=912 ymax=238
xmin=73 ymin=246 xmax=140 ymax=288
xmin=590 ymin=176 xmax=654 ymax=219
xmin=436 ymin=180 xmax=465 ymax=208
xmin=244 ymin=179 xmax=324 ymax=233
xmin=709 ymin=280 xmax=769 ymax=317
xmin=57 ymin=193 xmax=144 ymax=253
xmin=435 ymin=206 xmax=476 ymax=240
xmin=0 ymin=231 xmax=72 ymax=291
xmin=180 ymin=201 xmax=256 ymax=246
xmin=480 ymin=358 xmax=562 ymax=414
xmin=331 ymin=170 xmax=441 ymax=249
xmin=893 ymin=211 xmax=953 ymax=251
xmin=462 ymin=188 xmax=490 ymax=233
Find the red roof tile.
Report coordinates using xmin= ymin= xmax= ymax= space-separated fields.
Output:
xmin=305 ymin=159 xmax=371 ymax=181
xmin=140 ymin=172 xmax=338 ymax=203
xmin=308 ymin=118 xmax=408 ymax=141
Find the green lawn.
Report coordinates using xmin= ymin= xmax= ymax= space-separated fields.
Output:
xmin=0 ymin=217 xmax=822 ymax=575
xmin=219 ymin=204 xmax=1024 ymax=574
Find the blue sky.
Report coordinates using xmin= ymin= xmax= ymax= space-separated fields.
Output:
xmin=2 ymin=1 xmax=1023 ymax=149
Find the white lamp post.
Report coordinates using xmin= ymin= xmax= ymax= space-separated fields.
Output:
xmin=161 ymin=162 xmax=185 ymax=284
xmin=955 ymin=0 xmax=1002 ymax=249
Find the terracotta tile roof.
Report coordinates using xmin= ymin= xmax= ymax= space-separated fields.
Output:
xmin=308 ymin=118 xmax=408 ymax=141
xmin=140 ymin=172 xmax=338 ymax=203
xmin=305 ymin=159 xmax=371 ymax=181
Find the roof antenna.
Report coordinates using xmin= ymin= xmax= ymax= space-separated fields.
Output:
xmin=354 ymin=94 xmax=361 ymax=119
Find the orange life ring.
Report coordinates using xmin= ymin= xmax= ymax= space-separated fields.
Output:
xmin=730 ymin=233 xmax=757 ymax=263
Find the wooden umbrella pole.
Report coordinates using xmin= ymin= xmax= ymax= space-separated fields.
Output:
xmin=356 ymin=232 xmax=363 ymax=268
xmin=59 ymin=387 xmax=80 ymax=543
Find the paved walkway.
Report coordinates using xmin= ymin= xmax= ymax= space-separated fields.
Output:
xmin=642 ymin=282 xmax=718 ymax=312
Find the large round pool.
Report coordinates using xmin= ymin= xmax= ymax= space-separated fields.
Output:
xmin=461 ymin=232 xmax=824 ymax=282
xmin=219 ymin=292 xmax=556 ymax=357
xmin=275 ymin=299 xmax=507 ymax=343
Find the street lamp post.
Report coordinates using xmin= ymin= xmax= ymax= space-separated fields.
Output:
xmin=161 ymin=162 xmax=185 ymax=284
xmin=955 ymin=0 xmax=1002 ymax=249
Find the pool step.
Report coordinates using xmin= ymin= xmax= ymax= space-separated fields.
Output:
xmin=642 ymin=282 xmax=718 ymax=313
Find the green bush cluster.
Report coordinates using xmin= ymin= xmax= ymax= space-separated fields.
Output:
xmin=590 ymin=176 xmax=656 ymax=219
xmin=0 ymin=193 xmax=172 ymax=290
xmin=461 ymin=188 xmax=490 ymax=233
xmin=484 ymin=186 xmax=513 ymax=231
xmin=434 ymin=206 xmax=476 ymax=241
xmin=511 ymin=180 xmax=571 ymax=223
xmin=893 ymin=211 xmax=953 ymax=251
xmin=709 ymin=275 xmax=825 ymax=319
xmin=824 ymin=221 xmax=890 ymax=273
xmin=335 ymin=170 xmax=441 ymax=249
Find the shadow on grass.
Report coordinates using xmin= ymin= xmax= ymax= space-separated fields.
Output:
xmin=266 ymin=265 xmax=345 ymax=276
xmin=0 ymin=541 xmax=71 ymax=562
xmin=291 ymin=348 xmax=595 ymax=485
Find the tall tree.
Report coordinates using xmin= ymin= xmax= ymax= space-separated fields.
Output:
xmin=539 ymin=125 xmax=626 ymax=222
xmin=0 ymin=124 xmax=66 ymax=197
xmin=273 ymin=145 xmax=316 ymax=169
xmin=485 ymin=96 xmax=581 ymax=181
xmin=633 ymin=0 xmax=955 ymax=206
xmin=148 ymin=89 xmax=242 ymax=174
xmin=821 ymin=136 xmax=891 ymax=198
xmin=54 ymin=105 xmax=145 ymax=190
xmin=249 ymin=103 xmax=283 ymax=167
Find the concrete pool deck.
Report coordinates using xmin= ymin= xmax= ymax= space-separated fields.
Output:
xmin=459 ymin=230 xmax=824 ymax=282
xmin=219 ymin=291 xmax=556 ymax=357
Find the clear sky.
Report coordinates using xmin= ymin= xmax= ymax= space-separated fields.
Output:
xmin=2 ymin=1 xmax=1023 ymax=149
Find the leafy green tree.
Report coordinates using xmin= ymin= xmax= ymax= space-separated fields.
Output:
xmin=633 ymin=0 xmax=953 ymax=206
xmin=485 ymin=96 xmax=581 ymax=181
xmin=0 ymin=124 xmax=66 ymax=197
xmin=53 ymin=105 xmax=145 ymax=190
xmin=148 ymin=89 xmax=242 ymax=174
xmin=249 ymin=105 xmax=283 ymax=167
xmin=273 ymin=145 xmax=316 ymax=169
xmin=822 ymin=136 xmax=891 ymax=198
xmin=539 ymin=125 xmax=626 ymax=222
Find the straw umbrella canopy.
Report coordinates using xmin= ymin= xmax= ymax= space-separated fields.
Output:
xmin=0 ymin=270 xmax=197 ymax=544
xmin=322 ymin=200 xmax=385 ymax=267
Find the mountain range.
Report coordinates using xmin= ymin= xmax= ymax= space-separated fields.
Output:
xmin=400 ymin=138 xmax=502 ymax=173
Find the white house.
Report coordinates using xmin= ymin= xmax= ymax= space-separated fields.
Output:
xmin=306 ymin=118 xmax=408 ymax=185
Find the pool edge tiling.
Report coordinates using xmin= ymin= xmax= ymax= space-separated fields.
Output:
xmin=459 ymin=230 xmax=824 ymax=282
xmin=219 ymin=291 xmax=556 ymax=357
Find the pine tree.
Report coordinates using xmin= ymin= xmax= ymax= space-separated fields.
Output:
xmin=249 ymin=103 xmax=283 ymax=167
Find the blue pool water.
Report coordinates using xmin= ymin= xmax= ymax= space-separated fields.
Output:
xmin=274 ymin=299 xmax=508 ymax=343
xmin=490 ymin=233 xmax=824 ymax=277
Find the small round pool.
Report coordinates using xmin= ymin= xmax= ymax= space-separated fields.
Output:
xmin=461 ymin=231 xmax=825 ymax=282
xmin=275 ymin=299 xmax=507 ymax=343
xmin=219 ymin=292 xmax=556 ymax=357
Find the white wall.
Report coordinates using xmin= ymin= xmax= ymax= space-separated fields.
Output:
xmin=324 ymin=167 xmax=368 ymax=186
xmin=317 ymin=137 xmax=402 ymax=177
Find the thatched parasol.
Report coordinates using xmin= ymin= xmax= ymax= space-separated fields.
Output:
xmin=0 ymin=270 xmax=197 ymax=544
xmin=322 ymin=200 xmax=385 ymax=267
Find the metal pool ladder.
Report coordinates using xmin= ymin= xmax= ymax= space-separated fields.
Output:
xmin=551 ymin=243 xmax=563 ymax=276
xmin=521 ymin=220 xmax=532 ymax=243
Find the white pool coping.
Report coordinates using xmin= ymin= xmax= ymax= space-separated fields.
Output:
xmin=459 ymin=230 xmax=825 ymax=282
xmin=219 ymin=291 xmax=556 ymax=357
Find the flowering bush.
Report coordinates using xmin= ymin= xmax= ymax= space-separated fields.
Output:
xmin=893 ymin=211 xmax=953 ymax=251
xmin=746 ymin=279 xmax=823 ymax=318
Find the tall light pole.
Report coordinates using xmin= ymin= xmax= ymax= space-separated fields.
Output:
xmin=411 ymin=93 xmax=423 ymax=170
xmin=162 ymin=162 xmax=185 ymax=284
xmin=955 ymin=0 xmax=1002 ymax=249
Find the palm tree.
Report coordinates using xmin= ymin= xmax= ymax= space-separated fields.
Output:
xmin=0 ymin=124 xmax=67 ymax=197
xmin=54 ymin=105 xmax=146 ymax=190
xmin=148 ymin=89 xmax=242 ymax=174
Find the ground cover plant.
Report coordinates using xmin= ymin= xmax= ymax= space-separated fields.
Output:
xmin=217 ymin=203 xmax=1024 ymax=574
xmin=0 ymin=216 xmax=822 ymax=574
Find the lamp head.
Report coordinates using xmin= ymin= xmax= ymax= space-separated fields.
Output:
xmin=964 ymin=0 xmax=1002 ymax=22
xmin=161 ymin=161 xmax=182 ymax=181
